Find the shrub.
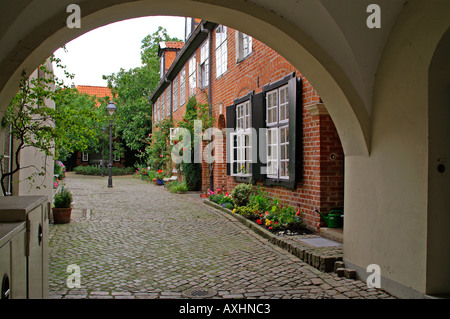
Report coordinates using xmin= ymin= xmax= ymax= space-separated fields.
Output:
xmin=74 ymin=165 xmax=134 ymax=176
xmin=235 ymin=204 xmax=259 ymax=220
xmin=249 ymin=186 xmax=272 ymax=212
xmin=167 ymin=180 xmax=188 ymax=193
xmin=54 ymin=188 xmax=72 ymax=208
xmin=209 ymin=192 xmax=234 ymax=206
xmin=231 ymin=183 xmax=254 ymax=207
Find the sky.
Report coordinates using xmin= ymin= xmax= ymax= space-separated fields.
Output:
xmin=53 ymin=16 xmax=186 ymax=87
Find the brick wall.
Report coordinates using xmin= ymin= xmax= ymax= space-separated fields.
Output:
xmin=155 ymin=25 xmax=344 ymax=232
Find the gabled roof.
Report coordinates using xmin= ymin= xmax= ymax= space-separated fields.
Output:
xmin=150 ymin=20 xmax=217 ymax=103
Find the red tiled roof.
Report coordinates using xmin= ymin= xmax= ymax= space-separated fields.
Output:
xmin=76 ymin=85 xmax=113 ymax=107
xmin=164 ymin=41 xmax=184 ymax=49
xmin=76 ymin=85 xmax=113 ymax=99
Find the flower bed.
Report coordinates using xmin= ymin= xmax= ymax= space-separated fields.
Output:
xmin=208 ymin=184 xmax=310 ymax=235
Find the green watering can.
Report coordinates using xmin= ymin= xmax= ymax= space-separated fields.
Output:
xmin=315 ymin=208 xmax=343 ymax=228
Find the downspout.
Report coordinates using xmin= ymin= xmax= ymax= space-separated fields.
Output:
xmin=165 ymin=77 xmax=173 ymax=121
xmin=202 ymin=24 xmax=214 ymax=192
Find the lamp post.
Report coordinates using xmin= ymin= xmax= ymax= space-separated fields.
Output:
xmin=106 ymin=101 xmax=117 ymax=188
xmin=101 ymin=125 xmax=106 ymax=177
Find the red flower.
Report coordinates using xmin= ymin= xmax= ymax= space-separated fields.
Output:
xmin=157 ymin=170 xmax=163 ymax=173
xmin=256 ymin=219 xmax=262 ymax=225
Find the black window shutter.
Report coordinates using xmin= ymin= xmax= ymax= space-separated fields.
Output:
xmin=287 ymin=76 xmax=302 ymax=187
xmin=225 ymin=104 xmax=236 ymax=176
xmin=251 ymin=92 xmax=265 ymax=182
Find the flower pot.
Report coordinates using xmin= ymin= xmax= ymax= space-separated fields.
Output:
xmin=152 ymin=178 xmax=157 ymax=185
xmin=200 ymin=194 xmax=209 ymax=198
xmin=53 ymin=207 xmax=72 ymax=224
xmin=156 ymin=179 xmax=164 ymax=186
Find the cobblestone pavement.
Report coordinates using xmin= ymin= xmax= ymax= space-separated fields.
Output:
xmin=48 ymin=173 xmax=395 ymax=300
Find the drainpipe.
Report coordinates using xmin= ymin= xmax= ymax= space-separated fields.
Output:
xmin=202 ymin=24 xmax=214 ymax=192
xmin=164 ymin=77 xmax=173 ymax=121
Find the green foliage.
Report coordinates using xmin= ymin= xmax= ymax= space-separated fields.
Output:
xmin=142 ymin=118 xmax=173 ymax=171
xmin=166 ymin=180 xmax=188 ymax=193
xmin=53 ymin=87 xmax=109 ymax=161
xmin=73 ymin=165 xmax=134 ymax=176
xmin=248 ymin=186 xmax=273 ymax=212
xmin=176 ymin=96 xmax=214 ymax=191
xmin=0 ymin=56 xmax=74 ymax=195
xmin=209 ymin=193 xmax=234 ymax=206
xmin=234 ymin=204 xmax=259 ymax=219
xmin=54 ymin=188 xmax=73 ymax=208
xmin=103 ymin=27 xmax=182 ymax=157
xmin=134 ymin=166 xmax=156 ymax=182
xmin=231 ymin=182 xmax=254 ymax=207
xmin=54 ymin=161 xmax=66 ymax=179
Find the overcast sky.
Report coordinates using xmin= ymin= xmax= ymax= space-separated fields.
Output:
xmin=53 ymin=16 xmax=186 ymax=87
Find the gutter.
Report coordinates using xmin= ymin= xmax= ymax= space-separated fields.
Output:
xmin=149 ymin=20 xmax=217 ymax=104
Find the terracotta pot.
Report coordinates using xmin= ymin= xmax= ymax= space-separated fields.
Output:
xmin=200 ymin=194 xmax=209 ymax=198
xmin=53 ymin=207 xmax=72 ymax=224
xmin=152 ymin=178 xmax=157 ymax=185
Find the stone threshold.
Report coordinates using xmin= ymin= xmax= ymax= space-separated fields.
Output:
xmin=202 ymin=199 xmax=343 ymax=273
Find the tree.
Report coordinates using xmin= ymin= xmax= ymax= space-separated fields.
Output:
xmin=0 ymin=58 xmax=67 ymax=195
xmin=53 ymin=87 xmax=109 ymax=161
xmin=103 ymin=27 xmax=182 ymax=156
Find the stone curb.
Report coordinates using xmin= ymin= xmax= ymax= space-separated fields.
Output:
xmin=203 ymin=199 xmax=343 ymax=273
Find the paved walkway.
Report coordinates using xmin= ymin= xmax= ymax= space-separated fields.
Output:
xmin=48 ymin=173 xmax=395 ymax=299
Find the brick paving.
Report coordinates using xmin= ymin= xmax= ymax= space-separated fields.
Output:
xmin=48 ymin=173 xmax=395 ymax=299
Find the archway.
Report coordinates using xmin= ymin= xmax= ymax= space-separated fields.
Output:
xmin=0 ymin=0 xmax=370 ymax=157
xmin=427 ymin=27 xmax=450 ymax=296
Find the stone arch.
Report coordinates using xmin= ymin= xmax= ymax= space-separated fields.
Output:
xmin=0 ymin=0 xmax=371 ymax=157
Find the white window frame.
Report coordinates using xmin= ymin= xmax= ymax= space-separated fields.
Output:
xmin=161 ymin=91 xmax=166 ymax=120
xmin=173 ymin=76 xmax=179 ymax=112
xmin=230 ymin=131 xmax=252 ymax=177
xmin=189 ymin=54 xmax=196 ymax=96
xmin=167 ymin=85 xmax=171 ymax=117
xmin=2 ymin=127 xmax=12 ymax=195
xmin=231 ymin=100 xmax=252 ymax=177
xmin=236 ymin=32 xmax=253 ymax=61
xmin=215 ymin=25 xmax=228 ymax=78
xmin=266 ymin=84 xmax=290 ymax=180
xmin=160 ymin=52 xmax=165 ymax=79
xmin=200 ymin=39 xmax=209 ymax=88
xmin=82 ymin=152 xmax=89 ymax=162
xmin=180 ymin=67 xmax=186 ymax=106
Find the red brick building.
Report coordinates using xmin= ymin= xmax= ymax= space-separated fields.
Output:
xmin=150 ymin=19 xmax=344 ymax=232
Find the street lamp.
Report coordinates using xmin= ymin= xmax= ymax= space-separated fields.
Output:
xmin=106 ymin=101 xmax=117 ymax=188
xmin=101 ymin=126 xmax=106 ymax=177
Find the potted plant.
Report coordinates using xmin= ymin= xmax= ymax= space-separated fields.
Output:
xmin=155 ymin=169 xmax=165 ymax=185
xmin=52 ymin=188 xmax=73 ymax=224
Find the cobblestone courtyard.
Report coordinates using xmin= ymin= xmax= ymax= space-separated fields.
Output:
xmin=48 ymin=173 xmax=395 ymax=299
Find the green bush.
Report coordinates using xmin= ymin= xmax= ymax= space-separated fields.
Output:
xmin=231 ymin=182 xmax=254 ymax=207
xmin=249 ymin=186 xmax=273 ymax=212
xmin=209 ymin=193 xmax=234 ymax=206
xmin=167 ymin=180 xmax=188 ymax=193
xmin=54 ymin=188 xmax=72 ymax=208
xmin=74 ymin=165 xmax=134 ymax=176
xmin=235 ymin=204 xmax=259 ymax=219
